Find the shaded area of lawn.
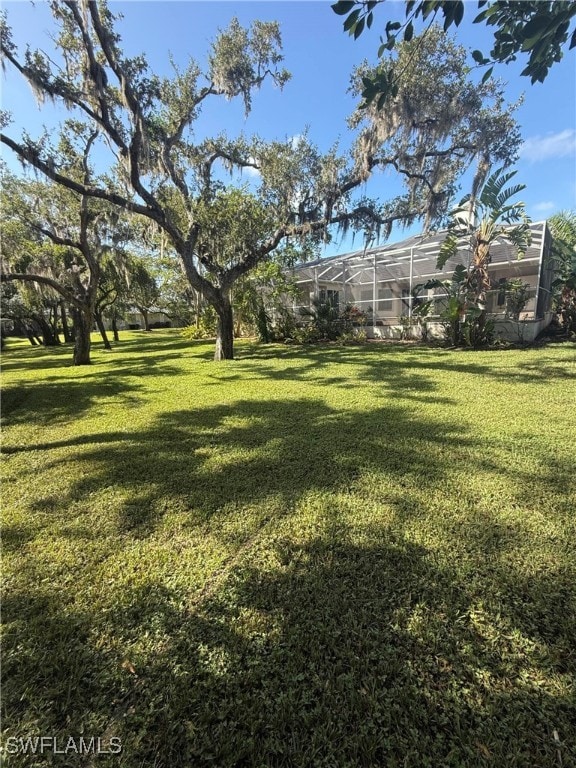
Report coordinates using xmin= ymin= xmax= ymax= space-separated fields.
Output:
xmin=126 ymin=532 xmax=574 ymax=767
xmin=2 ymin=335 xmax=575 ymax=767
xmin=3 ymin=520 xmax=574 ymax=767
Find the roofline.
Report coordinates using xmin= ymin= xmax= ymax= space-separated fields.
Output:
xmin=292 ymin=220 xmax=549 ymax=271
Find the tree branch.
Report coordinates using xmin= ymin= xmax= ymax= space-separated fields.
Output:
xmin=61 ymin=1 xmax=128 ymax=154
xmin=222 ymin=205 xmax=409 ymax=287
xmin=80 ymin=1 xmax=170 ymax=218
xmin=1 ymin=272 xmax=80 ymax=307
xmin=166 ymin=84 xmax=217 ymax=148
xmin=34 ymin=225 xmax=81 ymax=251
xmin=0 ymin=133 xmax=186 ymax=249
xmin=1 ymin=20 xmax=128 ymax=154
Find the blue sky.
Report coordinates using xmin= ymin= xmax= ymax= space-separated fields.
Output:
xmin=2 ymin=1 xmax=575 ymax=258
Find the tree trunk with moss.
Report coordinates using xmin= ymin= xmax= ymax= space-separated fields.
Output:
xmin=72 ymin=306 xmax=93 ymax=365
xmin=60 ymin=301 xmax=73 ymax=343
xmin=34 ymin=315 xmax=60 ymax=346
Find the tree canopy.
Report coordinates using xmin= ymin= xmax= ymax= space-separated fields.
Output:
xmin=0 ymin=131 xmax=132 ymax=364
xmin=1 ymin=2 xmax=522 ymax=359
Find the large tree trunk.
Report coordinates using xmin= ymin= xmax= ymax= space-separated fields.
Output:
xmin=60 ymin=301 xmax=73 ymax=343
xmin=95 ymin=311 xmax=112 ymax=350
xmin=49 ymin=306 xmax=61 ymax=344
xmin=214 ymin=294 xmax=234 ymax=361
xmin=72 ymin=306 xmax=93 ymax=365
xmin=16 ymin=319 xmax=39 ymax=345
xmin=140 ymin=308 xmax=151 ymax=331
xmin=473 ymin=241 xmax=491 ymax=329
xmin=25 ymin=330 xmax=39 ymax=346
xmin=35 ymin=315 xmax=60 ymax=346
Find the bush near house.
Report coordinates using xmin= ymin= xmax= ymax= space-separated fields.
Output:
xmin=296 ymin=300 xmax=368 ymax=343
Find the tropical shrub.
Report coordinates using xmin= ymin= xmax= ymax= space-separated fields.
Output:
xmin=420 ymin=266 xmax=496 ymax=348
xmin=181 ymin=307 xmax=218 ymax=340
xmin=296 ymin=301 xmax=369 ymax=343
xmin=293 ymin=324 xmax=322 ymax=344
xmin=181 ymin=326 xmax=206 ymax=340
xmin=505 ymin=279 xmax=531 ymax=320
xmin=269 ymin=306 xmax=298 ymax=342
xmin=341 ymin=303 xmax=368 ymax=328
xmin=434 ymin=168 xmax=531 ymax=347
xmin=299 ymin=298 xmax=342 ymax=340
xmin=549 ymin=211 xmax=576 ymax=334
xmin=338 ymin=329 xmax=368 ymax=344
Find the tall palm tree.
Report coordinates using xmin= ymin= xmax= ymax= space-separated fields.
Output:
xmin=437 ymin=168 xmax=532 ymax=326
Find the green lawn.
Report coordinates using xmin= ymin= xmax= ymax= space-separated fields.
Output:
xmin=2 ymin=331 xmax=575 ymax=767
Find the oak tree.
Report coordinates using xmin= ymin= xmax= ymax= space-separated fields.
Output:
xmin=2 ymin=4 xmax=521 ymax=358
xmin=1 ymin=130 xmax=128 ymax=364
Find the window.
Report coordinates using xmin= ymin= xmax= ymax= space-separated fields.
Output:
xmin=359 ymin=289 xmax=373 ymax=314
xmin=378 ymin=286 xmax=394 ymax=313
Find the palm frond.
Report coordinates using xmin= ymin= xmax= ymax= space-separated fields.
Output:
xmin=504 ymin=223 xmax=532 ymax=257
xmin=437 ymin=231 xmax=459 ymax=270
xmin=494 ymin=185 xmax=526 ymax=211
xmin=452 ymin=264 xmax=468 ymax=284
xmin=423 ymin=278 xmax=448 ymax=290
xmin=480 ymin=168 xmax=519 ymax=209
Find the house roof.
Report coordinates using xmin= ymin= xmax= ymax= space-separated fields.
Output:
xmin=291 ymin=221 xmax=550 ymax=287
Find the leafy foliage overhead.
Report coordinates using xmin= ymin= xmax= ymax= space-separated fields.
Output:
xmin=332 ymin=1 xmax=576 ymax=107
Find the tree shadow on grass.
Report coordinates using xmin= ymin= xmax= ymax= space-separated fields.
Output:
xmin=27 ymin=398 xmax=475 ymax=537
xmin=1 ymin=377 xmax=147 ymax=428
xmin=3 ymin=394 xmax=575 ymax=766
xmin=130 ymin=531 xmax=573 ymax=767
xmin=0 ymin=332 xmax=194 ymax=381
xmin=1 ymin=589 xmax=115 ymax=748
xmin=1 ymin=343 xmax=76 ymax=373
xmin=232 ymin=342 xmax=576 ymax=387
xmin=4 ymin=529 xmax=573 ymax=767
xmin=1 ymin=354 xmax=187 ymax=427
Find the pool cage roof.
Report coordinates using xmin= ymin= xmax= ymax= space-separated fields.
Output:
xmin=291 ymin=221 xmax=550 ymax=290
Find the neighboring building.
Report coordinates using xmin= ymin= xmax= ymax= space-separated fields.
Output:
xmin=287 ymin=221 xmax=555 ymax=342
xmin=113 ymin=308 xmax=175 ymax=330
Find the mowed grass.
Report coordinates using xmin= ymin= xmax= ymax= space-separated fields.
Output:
xmin=2 ymin=331 xmax=575 ymax=767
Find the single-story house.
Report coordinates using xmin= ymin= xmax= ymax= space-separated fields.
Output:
xmin=112 ymin=308 xmax=174 ymax=331
xmin=287 ymin=221 xmax=555 ymax=342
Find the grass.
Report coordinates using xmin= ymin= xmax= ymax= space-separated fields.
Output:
xmin=1 ymin=330 xmax=575 ymax=767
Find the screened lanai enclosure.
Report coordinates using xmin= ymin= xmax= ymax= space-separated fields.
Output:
xmin=287 ymin=221 xmax=555 ymax=341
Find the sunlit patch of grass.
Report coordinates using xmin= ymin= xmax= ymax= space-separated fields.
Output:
xmin=2 ymin=331 xmax=575 ymax=766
